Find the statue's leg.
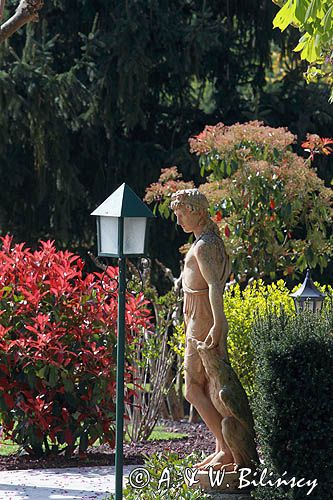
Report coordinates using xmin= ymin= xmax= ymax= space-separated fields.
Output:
xmin=184 ymin=357 xmax=233 ymax=468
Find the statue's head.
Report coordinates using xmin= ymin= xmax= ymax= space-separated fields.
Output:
xmin=170 ymin=189 xmax=209 ymax=233
xmin=170 ymin=189 xmax=209 ymax=212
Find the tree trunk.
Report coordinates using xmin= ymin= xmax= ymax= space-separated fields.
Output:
xmin=189 ymin=404 xmax=200 ymax=423
xmin=167 ymin=384 xmax=183 ymax=421
xmin=159 ymin=399 xmax=170 ymax=420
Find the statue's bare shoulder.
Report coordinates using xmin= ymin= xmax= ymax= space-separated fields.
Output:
xmin=194 ymin=233 xmax=225 ymax=285
xmin=194 ymin=232 xmax=225 ymax=261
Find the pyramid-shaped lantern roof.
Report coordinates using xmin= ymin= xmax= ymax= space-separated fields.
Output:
xmin=290 ymin=270 xmax=326 ymax=300
xmin=91 ymin=183 xmax=154 ymax=218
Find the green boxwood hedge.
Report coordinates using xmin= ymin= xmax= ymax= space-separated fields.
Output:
xmin=250 ymin=306 xmax=333 ymax=499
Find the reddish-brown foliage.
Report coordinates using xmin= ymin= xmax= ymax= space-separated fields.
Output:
xmin=0 ymin=236 xmax=151 ymax=457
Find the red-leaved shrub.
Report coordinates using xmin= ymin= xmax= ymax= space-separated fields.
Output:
xmin=0 ymin=235 xmax=151 ymax=457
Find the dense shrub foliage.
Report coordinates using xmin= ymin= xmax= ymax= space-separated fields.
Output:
xmin=168 ymin=278 xmax=332 ymax=397
xmin=251 ymin=307 xmax=333 ymax=500
xmin=121 ymin=452 xmax=210 ymax=500
xmin=0 ymin=236 xmax=151 ymax=457
xmin=145 ymin=122 xmax=333 ymax=281
xmin=168 ymin=279 xmax=294 ymax=393
xmin=225 ymin=280 xmax=295 ymax=395
xmin=0 ymin=0 xmax=291 ymax=250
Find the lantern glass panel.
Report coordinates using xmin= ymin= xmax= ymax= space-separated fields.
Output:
xmin=124 ymin=217 xmax=146 ymax=255
xmin=303 ymin=298 xmax=315 ymax=313
xmin=99 ymin=216 xmax=119 ymax=255
xmin=314 ymin=299 xmax=324 ymax=313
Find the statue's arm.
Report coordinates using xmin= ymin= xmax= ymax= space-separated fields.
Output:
xmin=194 ymin=241 xmax=228 ymax=350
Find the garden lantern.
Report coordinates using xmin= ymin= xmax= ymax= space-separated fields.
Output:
xmin=91 ymin=183 xmax=154 ymax=500
xmin=91 ymin=182 xmax=153 ymax=257
xmin=290 ymin=269 xmax=326 ymax=313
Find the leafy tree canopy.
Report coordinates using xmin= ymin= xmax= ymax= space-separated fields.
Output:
xmin=145 ymin=121 xmax=333 ymax=282
xmin=272 ymin=0 xmax=333 ymax=100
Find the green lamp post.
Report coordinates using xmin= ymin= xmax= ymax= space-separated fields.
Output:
xmin=91 ymin=183 xmax=154 ymax=499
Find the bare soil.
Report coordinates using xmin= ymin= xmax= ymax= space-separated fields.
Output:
xmin=0 ymin=420 xmax=215 ymax=471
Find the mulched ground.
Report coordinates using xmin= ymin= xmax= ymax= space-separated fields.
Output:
xmin=0 ymin=420 xmax=215 ymax=471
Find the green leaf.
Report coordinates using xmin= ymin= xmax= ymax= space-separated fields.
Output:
xmin=199 ymin=156 xmax=207 ymax=175
xmin=305 ymin=246 xmax=316 ymax=267
xmin=300 ymin=36 xmax=319 ymax=62
xmin=323 ymin=5 xmax=333 ymax=32
xmin=13 ymin=294 xmax=24 ymax=303
xmin=231 ymin=159 xmax=238 ymax=172
xmin=1 ymin=286 xmax=12 ymax=295
xmin=48 ymin=366 xmax=58 ymax=387
xmin=296 ymin=254 xmax=307 ymax=272
xmin=61 ymin=373 xmax=74 ymax=393
xmin=276 ymin=230 xmax=284 ymax=243
xmin=273 ymin=0 xmax=297 ymax=32
xmin=294 ymin=33 xmax=310 ymax=52
xmin=37 ymin=366 xmax=48 ymax=380
xmin=295 ymin=0 xmax=308 ymax=24
xmin=305 ymin=0 xmax=319 ymax=22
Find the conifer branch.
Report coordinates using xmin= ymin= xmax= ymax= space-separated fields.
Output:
xmin=0 ymin=0 xmax=43 ymax=43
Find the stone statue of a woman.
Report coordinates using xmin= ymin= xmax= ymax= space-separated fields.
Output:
xmin=171 ymin=189 xmax=257 ymax=471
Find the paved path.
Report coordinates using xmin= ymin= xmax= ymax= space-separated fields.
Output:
xmin=0 ymin=465 xmax=137 ymax=500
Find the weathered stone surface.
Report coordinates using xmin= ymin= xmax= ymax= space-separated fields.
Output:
xmin=187 ymin=470 xmax=241 ymax=491
xmin=185 ymin=469 xmax=253 ymax=496
xmin=171 ymin=188 xmax=258 ymax=471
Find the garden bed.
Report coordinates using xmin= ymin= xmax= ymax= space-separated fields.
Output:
xmin=0 ymin=420 xmax=215 ymax=471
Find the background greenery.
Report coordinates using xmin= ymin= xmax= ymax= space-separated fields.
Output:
xmin=120 ymin=452 xmax=211 ymax=500
xmin=145 ymin=123 xmax=333 ymax=282
xmin=0 ymin=0 xmax=332 ymax=281
xmin=272 ymin=0 xmax=333 ymax=97
xmin=169 ymin=278 xmax=333 ymax=397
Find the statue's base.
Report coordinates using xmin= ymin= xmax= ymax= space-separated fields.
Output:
xmin=186 ymin=470 xmax=252 ymax=499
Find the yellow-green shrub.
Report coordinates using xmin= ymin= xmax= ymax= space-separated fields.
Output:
xmin=226 ymin=280 xmax=332 ymax=395
xmin=225 ymin=279 xmax=295 ymax=395
xmin=170 ymin=280 xmax=332 ymax=396
xmin=168 ymin=322 xmax=186 ymax=364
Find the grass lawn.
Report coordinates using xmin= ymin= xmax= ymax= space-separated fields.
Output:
xmin=0 ymin=425 xmax=187 ymax=457
xmin=0 ymin=440 xmax=20 ymax=456
xmin=135 ymin=425 xmax=187 ymax=441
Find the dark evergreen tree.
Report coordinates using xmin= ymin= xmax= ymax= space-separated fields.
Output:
xmin=0 ymin=1 xmax=332 ymax=272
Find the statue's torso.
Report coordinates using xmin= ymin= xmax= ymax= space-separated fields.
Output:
xmin=183 ymin=232 xmax=230 ymax=291
xmin=183 ymin=244 xmax=208 ymax=291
